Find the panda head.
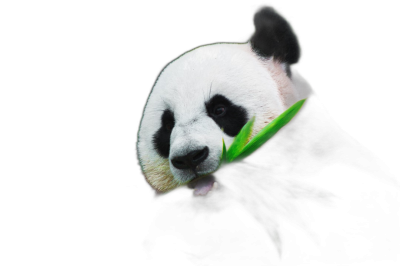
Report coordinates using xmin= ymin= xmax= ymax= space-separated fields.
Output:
xmin=137 ymin=7 xmax=301 ymax=192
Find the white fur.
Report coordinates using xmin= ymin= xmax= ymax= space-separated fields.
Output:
xmin=138 ymin=43 xmax=311 ymax=192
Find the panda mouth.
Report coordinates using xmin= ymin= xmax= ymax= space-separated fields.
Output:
xmin=187 ymin=174 xmax=216 ymax=196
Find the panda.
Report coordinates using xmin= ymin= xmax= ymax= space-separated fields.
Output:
xmin=137 ymin=7 xmax=400 ymax=266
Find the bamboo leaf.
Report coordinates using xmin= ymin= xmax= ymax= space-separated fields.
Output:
xmin=236 ymin=99 xmax=306 ymax=160
xmin=226 ymin=117 xmax=255 ymax=162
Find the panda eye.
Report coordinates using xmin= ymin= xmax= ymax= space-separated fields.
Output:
xmin=213 ymin=104 xmax=226 ymax=117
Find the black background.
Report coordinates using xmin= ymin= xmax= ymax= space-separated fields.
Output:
xmin=44 ymin=1 xmax=399 ymax=263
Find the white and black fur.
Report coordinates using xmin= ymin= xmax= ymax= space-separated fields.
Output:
xmin=137 ymin=8 xmax=301 ymax=192
xmin=138 ymin=9 xmax=396 ymax=205
xmin=137 ymin=7 xmax=400 ymax=266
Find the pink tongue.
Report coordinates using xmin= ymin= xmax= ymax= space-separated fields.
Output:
xmin=193 ymin=176 xmax=215 ymax=196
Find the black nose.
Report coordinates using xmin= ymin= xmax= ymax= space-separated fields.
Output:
xmin=171 ymin=147 xmax=209 ymax=170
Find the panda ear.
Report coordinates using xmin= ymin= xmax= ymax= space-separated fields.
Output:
xmin=250 ymin=7 xmax=300 ymax=64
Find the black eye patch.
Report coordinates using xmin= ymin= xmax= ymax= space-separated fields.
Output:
xmin=206 ymin=94 xmax=248 ymax=137
xmin=152 ymin=109 xmax=175 ymax=158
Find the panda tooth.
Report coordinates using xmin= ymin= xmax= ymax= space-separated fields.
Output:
xmin=212 ymin=182 xmax=218 ymax=190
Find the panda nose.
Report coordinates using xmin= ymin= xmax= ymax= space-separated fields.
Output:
xmin=171 ymin=147 xmax=209 ymax=170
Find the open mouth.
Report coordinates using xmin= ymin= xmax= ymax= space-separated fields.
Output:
xmin=187 ymin=174 xmax=216 ymax=196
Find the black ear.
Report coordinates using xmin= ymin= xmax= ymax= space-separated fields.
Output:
xmin=250 ymin=7 xmax=300 ymax=64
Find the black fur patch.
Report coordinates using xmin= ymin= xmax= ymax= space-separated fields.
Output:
xmin=206 ymin=94 xmax=248 ymax=137
xmin=250 ymin=7 xmax=300 ymax=65
xmin=153 ymin=110 xmax=175 ymax=158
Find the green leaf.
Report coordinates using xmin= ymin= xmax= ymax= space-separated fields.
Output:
xmin=237 ymin=99 xmax=306 ymax=160
xmin=226 ymin=117 xmax=255 ymax=162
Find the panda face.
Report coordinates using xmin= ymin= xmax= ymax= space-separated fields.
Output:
xmin=137 ymin=7 xmax=301 ymax=192
xmin=138 ymin=43 xmax=297 ymax=192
